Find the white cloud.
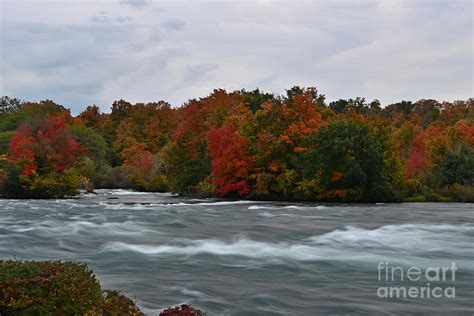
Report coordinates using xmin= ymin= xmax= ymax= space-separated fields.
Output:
xmin=0 ymin=0 xmax=472 ymax=113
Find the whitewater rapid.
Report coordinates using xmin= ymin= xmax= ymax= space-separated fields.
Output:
xmin=1 ymin=191 xmax=473 ymax=314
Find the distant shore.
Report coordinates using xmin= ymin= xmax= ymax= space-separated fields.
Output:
xmin=2 ymin=188 xmax=470 ymax=203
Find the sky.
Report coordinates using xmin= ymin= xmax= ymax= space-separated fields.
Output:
xmin=0 ymin=0 xmax=473 ymax=114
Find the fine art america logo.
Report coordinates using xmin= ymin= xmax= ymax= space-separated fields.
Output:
xmin=377 ymin=262 xmax=457 ymax=299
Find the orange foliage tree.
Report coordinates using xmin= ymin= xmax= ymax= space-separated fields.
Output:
xmin=206 ymin=125 xmax=253 ymax=197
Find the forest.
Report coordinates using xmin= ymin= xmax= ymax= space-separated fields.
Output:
xmin=0 ymin=87 xmax=472 ymax=202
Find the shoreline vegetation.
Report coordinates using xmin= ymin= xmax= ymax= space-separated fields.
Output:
xmin=0 ymin=87 xmax=472 ymax=202
xmin=0 ymin=260 xmax=204 ymax=315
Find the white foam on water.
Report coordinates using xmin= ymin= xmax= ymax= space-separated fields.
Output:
xmin=100 ymin=224 xmax=474 ymax=263
xmin=98 ymin=202 xmax=158 ymax=210
xmin=258 ymin=211 xmax=277 ymax=217
xmin=173 ymin=286 xmax=208 ymax=298
xmin=284 ymin=205 xmax=328 ymax=210
xmin=248 ymin=205 xmax=269 ymax=210
xmin=257 ymin=212 xmax=323 ymax=219
xmin=60 ymin=201 xmax=94 ymax=209
xmin=96 ymin=189 xmax=159 ymax=196
xmin=1 ymin=219 xmax=151 ymax=235
xmin=176 ymin=200 xmax=261 ymax=206
xmin=310 ymin=223 xmax=474 ymax=254
xmin=102 ymin=239 xmax=325 ymax=261
xmin=96 ymin=200 xmax=260 ymax=210
xmin=65 ymin=220 xmax=148 ymax=234
xmin=249 ymin=205 xmax=328 ymax=210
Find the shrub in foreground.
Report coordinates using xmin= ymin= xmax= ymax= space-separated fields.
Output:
xmin=0 ymin=260 xmax=204 ymax=315
xmin=101 ymin=290 xmax=144 ymax=316
xmin=0 ymin=260 xmax=142 ymax=315
xmin=159 ymin=304 xmax=204 ymax=316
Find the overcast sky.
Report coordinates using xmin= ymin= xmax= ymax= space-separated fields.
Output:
xmin=1 ymin=0 xmax=472 ymax=113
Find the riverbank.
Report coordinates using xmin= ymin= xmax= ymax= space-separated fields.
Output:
xmin=2 ymin=186 xmax=473 ymax=203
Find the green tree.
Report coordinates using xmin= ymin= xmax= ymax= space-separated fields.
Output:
xmin=240 ymin=88 xmax=274 ymax=113
xmin=302 ymin=120 xmax=399 ymax=202
xmin=162 ymin=141 xmax=211 ymax=194
xmin=0 ymin=96 xmax=23 ymax=114
xmin=438 ymin=145 xmax=474 ymax=186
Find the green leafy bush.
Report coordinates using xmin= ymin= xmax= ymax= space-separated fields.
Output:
xmin=0 ymin=260 xmax=143 ymax=315
xmin=0 ymin=260 xmax=102 ymax=314
xmin=404 ymin=194 xmax=427 ymax=202
xmin=2 ymin=169 xmax=81 ymax=199
xmin=27 ymin=169 xmax=81 ymax=198
xmin=438 ymin=184 xmax=474 ymax=202
xmin=404 ymin=190 xmax=453 ymax=202
xmin=101 ymin=290 xmax=144 ymax=316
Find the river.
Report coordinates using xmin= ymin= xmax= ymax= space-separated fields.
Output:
xmin=1 ymin=190 xmax=473 ymax=315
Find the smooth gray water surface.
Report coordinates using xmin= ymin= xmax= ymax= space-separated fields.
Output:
xmin=1 ymin=190 xmax=473 ymax=315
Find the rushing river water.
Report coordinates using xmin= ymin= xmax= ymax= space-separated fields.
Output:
xmin=1 ymin=190 xmax=473 ymax=315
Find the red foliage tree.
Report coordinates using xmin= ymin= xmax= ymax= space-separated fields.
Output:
xmin=454 ymin=119 xmax=474 ymax=146
xmin=8 ymin=116 xmax=85 ymax=175
xmin=8 ymin=125 xmax=37 ymax=176
xmin=406 ymin=132 xmax=428 ymax=177
xmin=122 ymin=142 xmax=155 ymax=178
xmin=206 ymin=125 xmax=253 ymax=197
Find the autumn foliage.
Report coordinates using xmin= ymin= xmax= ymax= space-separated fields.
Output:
xmin=8 ymin=125 xmax=37 ymax=176
xmin=2 ymin=115 xmax=85 ymax=198
xmin=206 ymin=125 xmax=253 ymax=196
xmin=159 ymin=304 xmax=204 ymax=316
xmin=0 ymin=89 xmax=472 ymax=201
xmin=407 ymin=132 xmax=428 ymax=177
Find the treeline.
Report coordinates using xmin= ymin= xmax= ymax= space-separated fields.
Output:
xmin=0 ymin=87 xmax=472 ymax=202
